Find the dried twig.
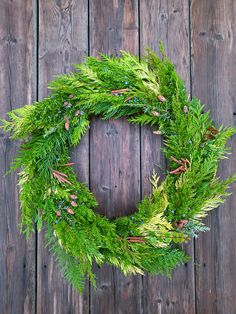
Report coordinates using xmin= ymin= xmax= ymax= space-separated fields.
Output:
xmin=127 ymin=236 xmax=146 ymax=243
xmin=125 ymin=96 xmax=133 ymax=102
xmin=170 ymin=156 xmax=190 ymax=175
xmin=52 ymin=170 xmax=72 ymax=185
xmin=111 ymin=88 xmax=129 ymax=94
xmin=62 ymin=162 xmax=76 ymax=167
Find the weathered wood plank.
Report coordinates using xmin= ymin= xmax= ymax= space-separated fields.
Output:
xmin=191 ymin=1 xmax=236 ymax=313
xmin=1 ymin=1 xmax=235 ymax=313
xmin=37 ymin=1 xmax=89 ymax=313
xmin=0 ymin=1 xmax=36 ymax=313
xmin=140 ymin=1 xmax=196 ymax=313
xmin=89 ymin=1 xmax=142 ymax=313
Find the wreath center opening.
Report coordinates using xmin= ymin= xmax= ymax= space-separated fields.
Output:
xmin=72 ymin=118 xmax=160 ymax=219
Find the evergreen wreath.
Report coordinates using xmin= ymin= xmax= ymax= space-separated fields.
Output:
xmin=1 ymin=45 xmax=236 ymax=292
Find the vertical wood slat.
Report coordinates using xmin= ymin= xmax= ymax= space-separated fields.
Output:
xmin=140 ymin=1 xmax=196 ymax=313
xmin=191 ymin=1 xmax=236 ymax=313
xmin=37 ymin=1 xmax=89 ymax=313
xmin=0 ymin=1 xmax=36 ymax=313
xmin=89 ymin=1 xmax=142 ymax=313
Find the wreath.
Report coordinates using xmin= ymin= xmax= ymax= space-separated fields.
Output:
xmin=1 ymin=45 xmax=235 ymax=292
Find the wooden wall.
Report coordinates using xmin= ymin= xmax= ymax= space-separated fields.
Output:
xmin=0 ymin=0 xmax=236 ymax=313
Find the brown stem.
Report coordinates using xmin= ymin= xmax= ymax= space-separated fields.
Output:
xmin=170 ymin=156 xmax=183 ymax=165
xmin=125 ymin=96 xmax=133 ymax=102
xmin=170 ymin=165 xmax=186 ymax=174
xmin=61 ymin=162 xmax=76 ymax=167
xmin=127 ymin=237 xmax=146 ymax=243
xmin=52 ymin=171 xmax=72 ymax=185
xmin=53 ymin=170 xmax=68 ymax=178
xmin=111 ymin=88 xmax=129 ymax=94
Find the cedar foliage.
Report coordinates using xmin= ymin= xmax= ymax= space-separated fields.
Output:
xmin=1 ymin=46 xmax=235 ymax=292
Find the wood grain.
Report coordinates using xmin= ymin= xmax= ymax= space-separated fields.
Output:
xmin=140 ymin=1 xmax=196 ymax=313
xmin=191 ymin=1 xmax=236 ymax=313
xmin=0 ymin=1 xmax=36 ymax=313
xmin=37 ymin=1 xmax=89 ymax=313
xmin=89 ymin=1 xmax=142 ymax=313
xmin=1 ymin=1 xmax=236 ymax=313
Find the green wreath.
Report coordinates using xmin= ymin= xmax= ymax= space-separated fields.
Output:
xmin=1 ymin=45 xmax=236 ymax=292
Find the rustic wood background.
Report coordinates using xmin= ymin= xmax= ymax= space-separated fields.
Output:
xmin=1 ymin=0 xmax=236 ymax=313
